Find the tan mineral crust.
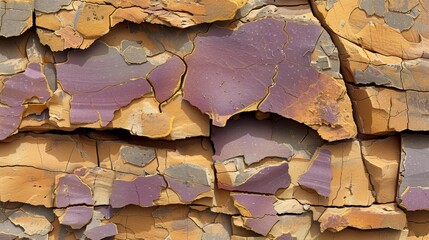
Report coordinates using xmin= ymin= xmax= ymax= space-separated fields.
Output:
xmin=0 ymin=0 xmax=427 ymax=239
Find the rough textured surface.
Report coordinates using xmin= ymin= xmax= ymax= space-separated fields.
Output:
xmin=184 ymin=18 xmax=356 ymax=141
xmin=32 ymin=0 xmax=246 ymax=50
xmin=399 ymin=134 xmax=429 ymax=211
xmin=0 ymin=0 xmax=428 ymax=239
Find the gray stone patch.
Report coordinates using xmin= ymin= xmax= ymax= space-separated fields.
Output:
xmin=164 ymin=164 xmax=210 ymax=186
xmin=388 ymin=0 xmax=419 ymax=13
xmin=384 ymin=11 xmax=414 ymax=31
xmin=0 ymin=1 xmax=33 ymax=37
xmin=35 ymin=0 xmax=71 ymax=13
xmin=359 ymin=0 xmax=387 ymax=17
xmin=120 ymin=145 xmax=156 ymax=167
xmin=326 ymin=0 xmax=337 ymax=10
xmin=120 ymin=40 xmax=148 ymax=64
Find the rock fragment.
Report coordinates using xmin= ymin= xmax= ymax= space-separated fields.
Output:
xmin=399 ymin=134 xmax=429 ymax=211
xmin=298 ymin=149 xmax=332 ymax=197
xmin=184 ymin=17 xmax=356 ymax=141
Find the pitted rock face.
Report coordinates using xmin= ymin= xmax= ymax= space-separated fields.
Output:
xmin=184 ymin=18 xmax=356 ymax=141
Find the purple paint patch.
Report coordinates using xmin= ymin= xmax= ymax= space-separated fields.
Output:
xmin=276 ymin=233 xmax=297 ymax=240
xmin=56 ymin=41 xmax=154 ymax=126
xmin=260 ymin=63 xmax=318 ymax=114
xmin=0 ymin=63 xmax=50 ymax=140
xmin=219 ymin=162 xmax=291 ymax=194
xmin=164 ymin=176 xmax=211 ymax=202
xmin=55 ymin=174 xmax=93 ymax=208
xmin=84 ymin=223 xmax=118 ymax=240
xmin=60 ymin=206 xmax=93 ymax=230
xmin=164 ymin=164 xmax=211 ymax=202
xmin=94 ymin=206 xmax=115 ymax=219
xmin=148 ymin=55 xmax=186 ymax=103
xmin=0 ymin=63 xmax=50 ymax=106
xmin=69 ymin=78 xmax=151 ymax=125
xmin=212 ymin=115 xmax=293 ymax=165
xmin=184 ymin=18 xmax=287 ymax=126
xmin=258 ymin=22 xmax=339 ymax=126
xmin=399 ymin=135 xmax=429 ymax=210
xmin=0 ymin=233 xmax=17 ymax=240
xmin=232 ymin=193 xmax=277 ymax=217
xmin=401 ymin=187 xmax=429 ymax=211
xmin=110 ymin=175 xmax=166 ymax=208
xmin=298 ymin=149 xmax=332 ymax=197
xmin=283 ymin=22 xmax=322 ymax=66
xmin=244 ymin=215 xmax=279 ymax=236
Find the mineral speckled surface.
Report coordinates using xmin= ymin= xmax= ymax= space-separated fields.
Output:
xmin=0 ymin=0 xmax=427 ymax=239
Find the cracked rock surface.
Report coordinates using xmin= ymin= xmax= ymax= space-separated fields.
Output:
xmin=0 ymin=0 xmax=427 ymax=239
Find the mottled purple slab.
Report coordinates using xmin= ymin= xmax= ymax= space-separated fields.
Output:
xmin=400 ymin=187 xmax=429 ymax=211
xmin=183 ymin=17 xmax=334 ymax=132
xmin=232 ymin=193 xmax=277 ymax=217
xmin=60 ymin=206 xmax=93 ymax=230
xmin=219 ymin=162 xmax=291 ymax=194
xmin=258 ymin=22 xmax=330 ymax=121
xmin=55 ymin=174 xmax=93 ymax=208
xmin=399 ymin=135 xmax=429 ymax=210
xmin=83 ymin=223 xmax=118 ymax=240
xmin=164 ymin=164 xmax=211 ymax=202
xmin=0 ymin=63 xmax=50 ymax=140
xmin=184 ymin=18 xmax=287 ymax=126
xmin=276 ymin=233 xmax=297 ymax=240
xmin=94 ymin=206 xmax=115 ymax=219
xmin=0 ymin=63 xmax=50 ymax=106
xmin=69 ymin=77 xmax=151 ymax=125
xmin=212 ymin=115 xmax=293 ymax=165
xmin=0 ymin=107 xmax=23 ymax=141
xmin=0 ymin=233 xmax=17 ymax=240
xmin=244 ymin=215 xmax=279 ymax=236
xmin=298 ymin=149 xmax=332 ymax=197
xmin=283 ymin=22 xmax=322 ymax=66
xmin=56 ymin=41 xmax=154 ymax=126
xmin=148 ymin=55 xmax=186 ymax=103
xmin=110 ymin=175 xmax=166 ymax=208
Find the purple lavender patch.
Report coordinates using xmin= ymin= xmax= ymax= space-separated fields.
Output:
xmin=276 ymin=233 xmax=297 ymax=240
xmin=164 ymin=164 xmax=211 ymax=202
xmin=0 ymin=233 xmax=17 ymax=240
xmin=55 ymin=174 xmax=93 ymax=208
xmin=283 ymin=22 xmax=322 ymax=66
xmin=61 ymin=206 xmax=93 ymax=230
xmin=0 ymin=63 xmax=50 ymax=140
xmin=401 ymin=187 xmax=429 ymax=211
xmin=232 ymin=193 xmax=277 ymax=217
xmin=184 ymin=18 xmax=287 ymax=125
xmin=56 ymin=41 xmax=154 ymax=125
xmin=148 ymin=55 xmax=186 ymax=103
xmin=0 ymin=106 xmax=24 ymax=140
xmin=298 ymin=149 xmax=332 ymax=197
xmin=219 ymin=162 xmax=291 ymax=194
xmin=84 ymin=223 xmax=118 ymax=240
xmin=399 ymin=135 xmax=429 ymax=210
xmin=94 ymin=206 xmax=116 ymax=219
xmin=110 ymin=175 xmax=166 ymax=208
xmin=0 ymin=63 xmax=50 ymax=106
xmin=259 ymin=22 xmax=326 ymax=122
xmin=212 ymin=115 xmax=293 ymax=165
xmin=245 ymin=215 xmax=279 ymax=236
xmin=69 ymin=78 xmax=151 ymax=125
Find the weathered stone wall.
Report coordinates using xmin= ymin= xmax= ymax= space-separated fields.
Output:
xmin=0 ymin=0 xmax=427 ymax=239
